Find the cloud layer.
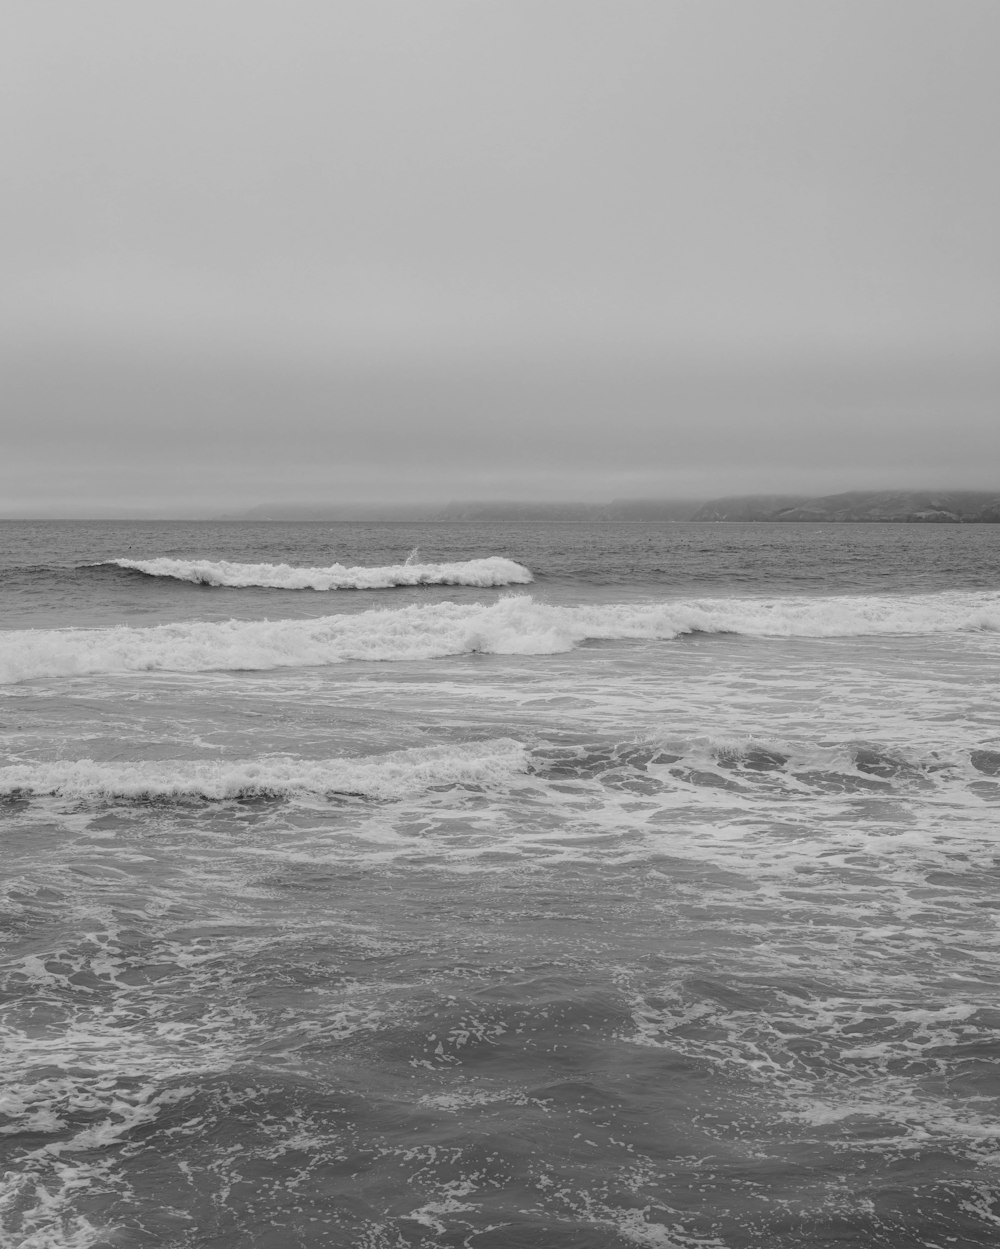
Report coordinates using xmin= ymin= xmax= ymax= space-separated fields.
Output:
xmin=3 ymin=2 xmax=999 ymax=512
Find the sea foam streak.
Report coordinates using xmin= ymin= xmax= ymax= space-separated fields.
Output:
xmin=2 ymin=592 xmax=998 ymax=684
xmin=106 ymin=555 xmax=533 ymax=590
xmin=0 ymin=739 xmax=528 ymax=802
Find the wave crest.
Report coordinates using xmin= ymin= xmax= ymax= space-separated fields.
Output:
xmin=3 ymin=592 xmax=998 ymax=684
xmin=105 ymin=556 xmax=533 ymax=591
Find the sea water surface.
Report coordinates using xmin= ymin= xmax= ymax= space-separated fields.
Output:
xmin=2 ymin=520 xmax=1000 ymax=1248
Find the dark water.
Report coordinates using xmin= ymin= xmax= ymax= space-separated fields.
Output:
xmin=2 ymin=521 xmax=1000 ymax=1247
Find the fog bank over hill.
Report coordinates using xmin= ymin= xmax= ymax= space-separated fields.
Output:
xmin=218 ymin=491 xmax=1000 ymax=524
xmin=690 ymin=491 xmax=1000 ymax=523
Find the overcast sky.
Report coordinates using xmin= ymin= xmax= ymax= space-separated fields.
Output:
xmin=3 ymin=1 xmax=999 ymax=514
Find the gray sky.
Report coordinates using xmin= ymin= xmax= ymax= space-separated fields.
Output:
xmin=3 ymin=1 xmax=999 ymax=514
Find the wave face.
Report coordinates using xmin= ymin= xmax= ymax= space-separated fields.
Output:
xmin=105 ymin=556 xmax=533 ymax=590
xmin=0 ymin=739 xmax=528 ymax=802
xmin=3 ymin=591 xmax=999 ymax=684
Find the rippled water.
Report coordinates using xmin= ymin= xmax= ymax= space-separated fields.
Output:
xmin=2 ymin=521 xmax=1000 ymax=1247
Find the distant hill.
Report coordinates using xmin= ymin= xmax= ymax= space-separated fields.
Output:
xmin=690 ymin=491 xmax=1000 ymax=523
xmin=432 ymin=492 xmax=1000 ymax=523
xmin=218 ymin=491 xmax=1000 ymax=524
xmin=600 ymin=498 xmax=703 ymax=521
xmin=689 ymin=495 xmax=810 ymax=522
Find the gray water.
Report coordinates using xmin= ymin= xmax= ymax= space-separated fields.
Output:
xmin=2 ymin=521 xmax=1000 ymax=1247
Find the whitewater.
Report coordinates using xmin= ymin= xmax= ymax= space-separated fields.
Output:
xmin=0 ymin=738 xmax=529 ymax=802
xmin=3 ymin=587 xmax=999 ymax=685
xmin=3 ymin=518 xmax=1000 ymax=1249
xmin=106 ymin=554 xmax=534 ymax=591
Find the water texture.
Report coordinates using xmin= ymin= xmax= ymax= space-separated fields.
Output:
xmin=2 ymin=520 xmax=999 ymax=1248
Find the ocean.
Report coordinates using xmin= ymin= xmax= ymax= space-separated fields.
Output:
xmin=2 ymin=518 xmax=999 ymax=1249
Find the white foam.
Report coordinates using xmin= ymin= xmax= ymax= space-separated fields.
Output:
xmin=106 ymin=555 xmax=533 ymax=590
xmin=3 ymin=590 xmax=999 ymax=685
xmin=0 ymin=738 xmax=528 ymax=802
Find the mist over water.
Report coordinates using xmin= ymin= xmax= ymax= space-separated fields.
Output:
xmin=2 ymin=520 xmax=1000 ymax=1247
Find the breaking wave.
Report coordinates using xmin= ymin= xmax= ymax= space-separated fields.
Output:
xmin=2 ymin=591 xmax=998 ymax=684
xmin=0 ymin=739 xmax=528 ymax=803
xmin=104 ymin=555 xmax=533 ymax=590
